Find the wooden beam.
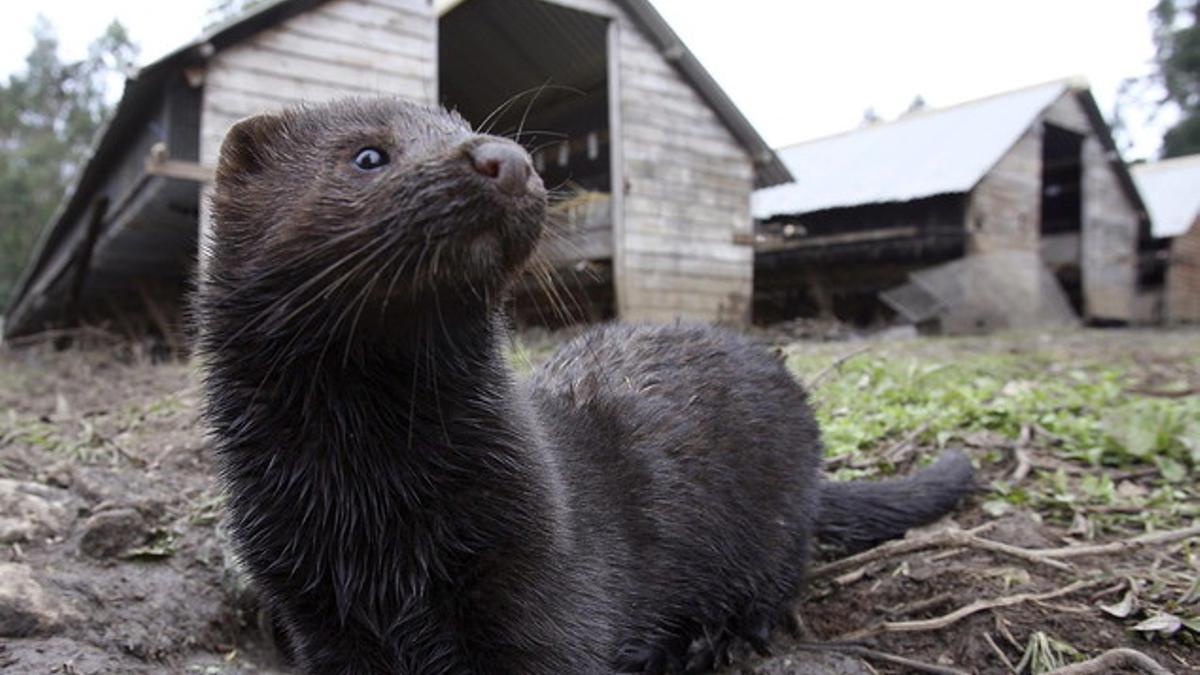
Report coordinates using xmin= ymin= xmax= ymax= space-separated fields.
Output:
xmin=145 ymin=142 xmax=216 ymax=183
xmin=754 ymin=226 xmax=921 ymax=253
xmin=62 ymin=197 xmax=109 ymax=331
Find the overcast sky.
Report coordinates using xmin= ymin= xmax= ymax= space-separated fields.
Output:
xmin=0 ymin=0 xmax=1173 ymax=160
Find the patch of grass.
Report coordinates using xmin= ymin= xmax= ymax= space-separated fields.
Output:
xmin=787 ymin=342 xmax=1199 ymax=477
xmin=786 ymin=333 xmax=1200 ymax=541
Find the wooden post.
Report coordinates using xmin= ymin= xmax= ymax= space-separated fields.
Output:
xmin=63 ymin=197 xmax=109 ymax=330
xmin=606 ymin=17 xmax=626 ymax=320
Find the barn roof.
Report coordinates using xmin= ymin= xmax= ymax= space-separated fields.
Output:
xmin=1132 ymin=154 xmax=1200 ymax=238
xmin=5 ymin=0 xmax=788 ymax=338
xmin=753 ymin=80 xmax=1102 ymax=219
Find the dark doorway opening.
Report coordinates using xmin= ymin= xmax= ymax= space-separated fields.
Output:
xmin=1040 ymin=124 xmax=1085 ymax=313
xmin=1041 ymin=125 xmax=1084 ymax=235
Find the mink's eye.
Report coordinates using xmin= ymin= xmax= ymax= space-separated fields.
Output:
xmin=353 ymin=147 xmax=388 ymax=171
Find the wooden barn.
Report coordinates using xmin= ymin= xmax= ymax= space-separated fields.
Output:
xmin=3 ymin=0 xmax=789 ymax=341
xmin=751 ymin=80 xmax=1156 ymax=329
xmin=1133 ymin=154 xmax=1200 ymax=324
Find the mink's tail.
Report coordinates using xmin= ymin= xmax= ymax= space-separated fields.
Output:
xmin=816 ymin=449 xmax=976 ymax=554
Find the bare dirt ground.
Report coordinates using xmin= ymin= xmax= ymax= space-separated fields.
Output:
xmin=0 ymin=327 xmax=1197 ymax=674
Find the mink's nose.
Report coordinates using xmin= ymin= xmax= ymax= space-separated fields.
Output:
xmin=468 ymin=141 xmax=535 ymax=196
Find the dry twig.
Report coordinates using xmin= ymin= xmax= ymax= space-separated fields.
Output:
xmin=835 ymin=579 xmax=1103 ymax=641
xmin=806 ymin=344 xmax=873 ymax=390
xmin=810 ymin=523 xmax=1079 ymax=580
xmin=1031 ymin=523 xmax=1200 ymax=559
xmin=1042 ymin=647 xmax=1172 ymax=675
xmin=812 ymin=522 xmax=1200 ymax=583
xmin=882 ymin=421 xmax=931 ymax=465
xmin=983 ymin=632 xmax=1019 ymax=674
xmin=1125 ymin=385 xmax=1197 ymax=399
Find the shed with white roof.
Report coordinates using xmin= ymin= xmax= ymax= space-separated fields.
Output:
xmin=752 ymin=80 xmax=1155 ymax=328
xmin=1133 ymin=154 xmax=1200 ymax=323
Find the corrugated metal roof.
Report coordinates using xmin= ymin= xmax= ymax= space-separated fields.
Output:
xmin=1132 ymin=154 xmax=1200 ymax=238
xmin=752 ymin=80 xmax=1071 ymax=219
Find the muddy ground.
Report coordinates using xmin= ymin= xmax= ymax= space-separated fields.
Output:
xmin=0 ymin=327 xmax=1196 ymax=674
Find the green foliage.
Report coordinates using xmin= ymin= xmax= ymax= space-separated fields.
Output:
xmin=0 ymin=17 xmax=137 ymax=310
xmin=787 ymin=341 xmax=1200 ymax=475
xmin=1152 ymin=0 xmax=1200 ymax=157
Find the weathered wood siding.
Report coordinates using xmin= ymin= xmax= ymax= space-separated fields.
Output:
xmin=616 ymin=25 xmax=754 ymax=324
xmin=543 ymin=0 xmax=756 ymax=324
xmin=199 ymin=0 xmax=437 ymax=168
xmin=198 ymin=0 xmax=437 ymax=259
xmin=966 ymin=127 xmax=1042 ymax=253
xmin=1079 ymin=149 xmax=1139 ymax=322
xmin=1167 ymin=217 xmax=1200 ymax=323
xmin=968 ymin=92 xmax=1140 ymax=321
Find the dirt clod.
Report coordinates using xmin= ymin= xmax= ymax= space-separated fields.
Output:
xmin=0 ymin=477 xmax=71 ymax=543
xmin=0 ymin=562 xmax=69 ymax=637
xmin=77 ymin=507 xmax=146 ymax=558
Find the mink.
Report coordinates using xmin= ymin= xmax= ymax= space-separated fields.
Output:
xmin=195 ymin=97 xmax=974 ymax=675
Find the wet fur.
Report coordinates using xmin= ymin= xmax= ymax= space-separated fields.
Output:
xmin=196 ymin=98 xmax=974 ymax=674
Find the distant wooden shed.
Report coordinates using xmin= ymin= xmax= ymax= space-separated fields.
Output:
xmin=751 ymin=80 xmax=1155 ymax=327
xmin=1133 ymin=154 xmax=1200 ymax=323
xmin=3 ymin=0 xmax=788 ymax=340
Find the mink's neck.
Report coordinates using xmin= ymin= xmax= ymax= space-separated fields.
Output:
xmin=204 ymin=302 xmax=561 ymax=624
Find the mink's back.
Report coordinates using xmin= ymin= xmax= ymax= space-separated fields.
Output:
xmin=527 ymin=322 xmax=824 ymax=655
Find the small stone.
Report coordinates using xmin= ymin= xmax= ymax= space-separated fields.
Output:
xmin=0 ymin=563 xmax=63 ymax=637
xmin=78 ymin=508 xmax=147 ymax=559
xmin=745 ymin=650 xmax=874 ymax=674
xmin=0 ymin=479 xmax=70 ymax=544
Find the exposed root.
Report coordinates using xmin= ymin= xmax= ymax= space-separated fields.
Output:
xmin=1042 ymin=647 xmax=1173 ymax=675
xmin=835 ymin=579 xmax=1104 ymax=641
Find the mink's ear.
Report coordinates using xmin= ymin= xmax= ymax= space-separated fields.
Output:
xmin=216 ymin=112 xmax=288 ymax=180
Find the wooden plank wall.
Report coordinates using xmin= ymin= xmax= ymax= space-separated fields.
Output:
xmin=1166 ymin=217 xmax=1200 ymax=323
xmin=200 ymin=0 xmax=437 ymax=167
xmin=965 ymin=127 xmax=1042 ymax=254
xmin=616 ymin=20 xmax=754 ymax=324
xmin=545 ymin=0 xmax=756 ymax=324
xmin=197 ymin=0 xmax=437 ymax=259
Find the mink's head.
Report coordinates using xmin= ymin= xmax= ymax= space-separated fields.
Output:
xmin=204 ymin=97 xmax=545 ymax=338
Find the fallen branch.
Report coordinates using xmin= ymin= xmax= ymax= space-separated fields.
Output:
xmin=836 ymin=579 xmax=1103 ymax=641
xmin=1043 ymin=647 xmax=1172 ymax=675
xmin=806 ymin=345 xmax=873 ymax=390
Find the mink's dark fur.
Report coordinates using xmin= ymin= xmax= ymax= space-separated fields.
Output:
xmin=195 ymin=98 xmax=974 ymax=675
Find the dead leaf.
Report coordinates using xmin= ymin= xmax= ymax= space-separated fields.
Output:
xmin=1131 ymin=613 xmax=1182 ymax=636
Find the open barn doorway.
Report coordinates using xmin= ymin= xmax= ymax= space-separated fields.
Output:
xmin=1039 ymin=123 xmax=1085 ymax=314
xmin=438 ymin=0 xmax=615 ymax=326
